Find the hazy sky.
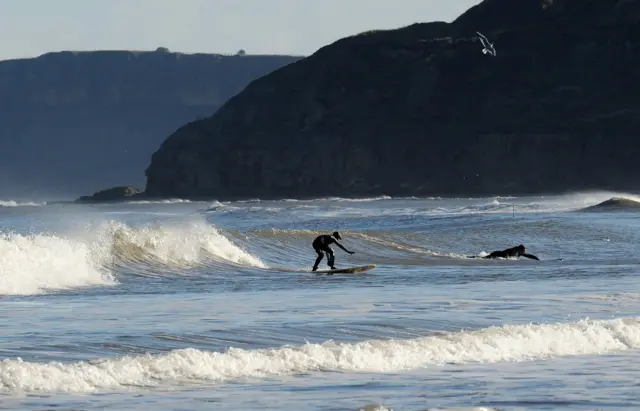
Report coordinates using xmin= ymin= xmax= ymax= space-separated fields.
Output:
xmin=0 ymin=0 xmax=479 ymax=60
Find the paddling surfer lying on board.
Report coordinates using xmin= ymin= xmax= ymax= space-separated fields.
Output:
xmin=469 ymin=244 xmax=539 ymax=260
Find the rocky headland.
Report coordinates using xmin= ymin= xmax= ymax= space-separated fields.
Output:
xmin=0 ymin=49 xmax=301 ymax=199
xmin=143 ymin=0 xmax=640 ymax=201
xmin=74 ymin=186 xmax=143 ymax=204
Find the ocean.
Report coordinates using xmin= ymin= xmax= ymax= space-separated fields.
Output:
xmin=0 ymin=192 xmax=639 ymax=410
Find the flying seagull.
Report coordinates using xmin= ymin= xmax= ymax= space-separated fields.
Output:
xmin=476 ymin=31 xmax=496 ymax=56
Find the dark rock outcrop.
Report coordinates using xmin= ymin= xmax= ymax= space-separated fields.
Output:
xmin=74 ymin=186 xmax=143 ymax=203
xmin=0 ymin=50 xmax=301 ymax=200
xmin=145 ymin=0 xmax=640 ymax=200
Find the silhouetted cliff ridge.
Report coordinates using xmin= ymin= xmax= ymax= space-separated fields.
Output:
xmin=145 ymin=0 xmax=640 ymax=200
xmin=0 ymin=49 xmax=301 ymax=199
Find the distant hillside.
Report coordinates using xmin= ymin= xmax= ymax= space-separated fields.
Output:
xmin=0 ymin=49 xmax=302 ymax=200
xmin=144 ymin=0 xmax=640 ymax=200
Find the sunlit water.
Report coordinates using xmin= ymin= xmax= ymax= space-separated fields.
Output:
xmin=0 ymin=191 xmax=639 ymax=410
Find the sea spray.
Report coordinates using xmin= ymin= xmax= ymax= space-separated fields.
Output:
xmin=0 ymin=231 xmax=115 ymax=295
xmin=0 ymin=217 xmax=265 ymax=295
xmin=104 ymin=220 xmax=265 ymax=268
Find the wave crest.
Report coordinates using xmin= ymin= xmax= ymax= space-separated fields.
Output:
xmin=0 ymin=231 xmax=115 ymax=296
xmin=2 ymin=316 xmax=637 ymax=393
xmin=0 ymin=200 xmax=42 ymax=207
xmin=0 ymin=218 xmax=265 ymax=295
xmin=106 ymin=220 xmax=265 ymax=270
xmin=578 ymin=196 xmax=640 ymax=212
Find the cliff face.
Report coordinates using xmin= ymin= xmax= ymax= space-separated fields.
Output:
xmin=145 ymin=0 xmax=640 ymax=200
xmin=0 ymin=50 xmax=301 ymax=199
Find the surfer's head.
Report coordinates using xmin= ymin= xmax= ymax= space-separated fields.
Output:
xmin=517 ymin=244 xmax=525 ymax=252
xmin=332 ymin=231 xmax=341 ymax=240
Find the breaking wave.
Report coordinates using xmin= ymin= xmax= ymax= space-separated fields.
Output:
xmin=125 ymin=199 xmax=192 ymax=205
xmin=106 ymin=220 xmax=265 ymax=272
xmin=0 ymin=231 xmax=115 ymax=296
xmin=0 ymin=200 xmax=42 ymax=207
xmin=0 ymin=219 xmax=265 ymax=295
xmin=577 ymin=196 xmax=640 ymax=212
xmin=2 ymin=316 xmax=638 ymax=393
xmin=3 ymin=190 xmax=637 ymax=296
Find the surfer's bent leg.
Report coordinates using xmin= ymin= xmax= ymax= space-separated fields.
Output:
xmin=312 ymin=247 xmax=324 ymax=271
xmin=326 ymin=247 xmax=335 ymax=269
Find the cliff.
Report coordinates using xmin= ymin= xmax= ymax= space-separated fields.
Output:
xmin=0 ymin=49 xmax=301 ymax=199
xmin=144 ymin=0 xmax=640 ymax=200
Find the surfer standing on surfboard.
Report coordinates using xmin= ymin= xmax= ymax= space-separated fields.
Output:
xmin=311 ymin=231 xmax=355 ymax=271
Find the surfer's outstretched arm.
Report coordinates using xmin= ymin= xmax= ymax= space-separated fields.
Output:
xmin=522 ymin=253 xmax=539 ymax=261
xmin=334 ymin=241 xmax=355 ymax=254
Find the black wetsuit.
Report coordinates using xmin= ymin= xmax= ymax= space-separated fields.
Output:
xmin=482 ymin=244 xmax=539 ymax=260
xmin=312 ymin=234 xmax=353 ymax=271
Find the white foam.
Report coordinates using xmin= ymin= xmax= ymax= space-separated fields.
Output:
xmin=126 ymin=199 xmax=192 ymax=204
xmin=105 ymin=220 xmax=265 ymax=268
xmin=3 ymin=317 xmax=638 ymax=393
xmin=358 ymin=406 xmax=394 ymax=411
xmin=0 ymin=216 xmax=266 ymax=295
xmin=325 ymin=196 xmax=393 ymax=202
xmin=206 ymin=200 xmax=226 ymax=208
xmin=0 ymin=231 xmax=115 ymax=296
xmin=0 ymin=200 xmax=42 ymax=207
xmin=428 ymin=408 xmax=497 ymax=411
